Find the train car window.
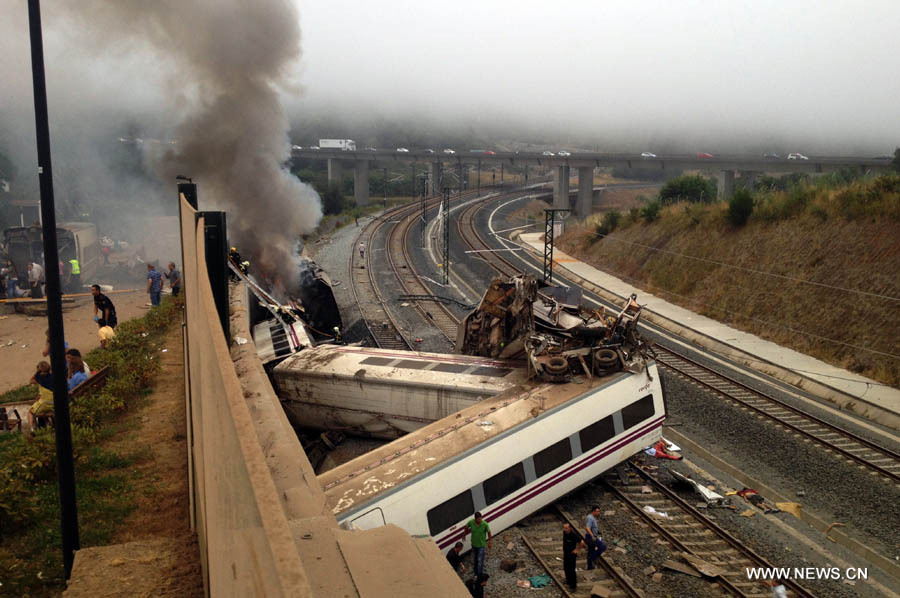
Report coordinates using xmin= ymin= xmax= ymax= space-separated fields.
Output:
xmin=622 ymin=395 xmax=655 ymax=430
xmin=483 ymin=462 xmax=527 ymax=505
xmin=579 ymin=415 xmax=615 ymax=453
xmin=426 ymin=489 xmax=475 ymax=536
xmin=533 ymin=438 xmax=573 ymax=478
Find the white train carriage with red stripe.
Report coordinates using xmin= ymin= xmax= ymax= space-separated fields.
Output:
xmin=318 ymin=361 xmax=664 ymax=555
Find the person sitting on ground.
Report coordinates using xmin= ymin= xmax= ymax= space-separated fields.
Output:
xmin=97 ymin=318 xmax=116 ymax=349
xmin=28 ymin=361 xmax=54 ymax=429
xmin=66 ymin=348 xmax=91 ymax=378
xmin=91 ymin=284 xmax=118 ymax=328
xmin=67 ymin=352 xmax=88 ymax=392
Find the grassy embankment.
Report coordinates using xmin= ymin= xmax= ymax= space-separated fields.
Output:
xmin=0 ymin=297 xmax=179 ymax=596
xmin=556 ymin=174 xmax=900 ymax=387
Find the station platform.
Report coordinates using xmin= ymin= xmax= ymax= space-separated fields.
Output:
xmin=518 ymin=232 xmax=900 ymax=429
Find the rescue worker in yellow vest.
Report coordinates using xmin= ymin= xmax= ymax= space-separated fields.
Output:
xmin=68 ymin=258 xmax=81 ymax=293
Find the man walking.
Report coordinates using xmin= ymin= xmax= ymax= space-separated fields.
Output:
xmin=358 ymin=241 xmax=365 ymax=260
xmin=562 ymin=522 xmax=585 ymax=591
xmin=165 ymin=262 xmax=181 ymax=297
xmin=463 ymin=512 xmax=492 ymax=577
xmin=146 ymin=263 xmax=162 ymax=306
xmin=584 ymin=505 xmax=605 ymax=569
xmin=28 ymin=262 xmax=44 ymax=299
xmin=92 ymin=284 xmax=118 ymax=328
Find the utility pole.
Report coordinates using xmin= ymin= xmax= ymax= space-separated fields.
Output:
xmin=27 ymin=0 xmax=79 ymax=578
xmin=442 ymin=188 xmax=450 ymax=285
xmin=457 ymin=160 xmax=463 ymax=195
xmin=410 ymin=163 xmax=415 ymax=199
xmin=477 ymin=158 xmax=481 ymax=194
xmin=382 ymin=167 xmax=387 ymax=210
xmin=542 ymin=208 xmax=570 ymax=284
xmin=500 ymin=163 xmax=504 ymax=186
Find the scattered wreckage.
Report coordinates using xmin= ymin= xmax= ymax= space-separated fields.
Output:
xmin=456 ymin=274 xmax=655 ymax=382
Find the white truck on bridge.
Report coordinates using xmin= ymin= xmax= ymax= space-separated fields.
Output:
xmin=319 ymin=139 xmax=357 ymax=151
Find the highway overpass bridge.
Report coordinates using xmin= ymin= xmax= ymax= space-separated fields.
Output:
xmin=291 ymin=148 xmax=892 ymax=217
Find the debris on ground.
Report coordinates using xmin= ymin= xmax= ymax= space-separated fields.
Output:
xmin=590 ymin=583 xmax=612 ymax=597
xmin=499 ymin=559 xmax=517 ymax=572
xmin=740 ymin=509 xmax=756 ymax=518
xmin=662 ymin=559 xmax=701 ymax=577
xmin=234 ymin=336 xmax=248 ymax=345
xmin=681 ymin=553 xmax=726 ymax=577
xmin=642 ymin=505 xmax=669 ymax=518
xmin=825 ymin=522 xmax=846 ymax=542
xmin=527 ymin=574 xmax=551 ymax=588
xmin=515 ymin=580 xmax=531 ymax=588
xmin=775 ymin=502 xmax=803 ymax=517
xmin=670 ymin=470 xmax=727 ymax=505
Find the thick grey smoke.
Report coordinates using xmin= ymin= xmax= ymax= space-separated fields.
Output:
xmin=1 ymin=1 xmax=321 ymax=291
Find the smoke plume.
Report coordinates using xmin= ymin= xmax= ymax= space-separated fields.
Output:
xmin=3 ymin=1 xmax=322 ymax=293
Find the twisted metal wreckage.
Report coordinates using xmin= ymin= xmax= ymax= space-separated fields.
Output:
xmin=456 ymin=274 xmax=655 ymax=382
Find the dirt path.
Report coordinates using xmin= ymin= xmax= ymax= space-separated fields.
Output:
xmin=0 ymin=290 xmax=155 ymax=394
xmin=63 ymin=324 xmax=203 ymax=597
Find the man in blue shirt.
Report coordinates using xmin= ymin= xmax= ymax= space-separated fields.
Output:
xmin=584 ymin=505 xmax=605 ymax=569
xmin=146 ymin=263 xmax=163 ymax=306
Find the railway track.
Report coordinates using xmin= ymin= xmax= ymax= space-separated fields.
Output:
xmin=520 ymin=504 xmax=643 ymax=598
xmin=602 ymin=465 xmax=815 ymax=598
xmin=388 ymin=198 xmax=460 ymax=343
xmin=654 ymin=347 xmax=900 ymax=485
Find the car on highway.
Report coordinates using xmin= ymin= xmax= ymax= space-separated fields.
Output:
xmin=640 ymin=152 xmax=656 ymax=158
xmin=483 ymin=150 xmax=496 ymax=155
xmin=291 ymin=145 xmax=303 ymax=150
xmin=423 ymin=149 xmax=435 ymax=154
xmin=396 ymin=148 xmax=409 ymax=153
xmin=787 ymin=152 xmax=808 ymax=160
xmin=763 ymin=152 xmax=780 ymax=159
xmin=364 ymin=147 xmax=377 ymax=152
xmin=542 ymin=151 xmax=555 ymax=156
xmin=310 ymin=145 xmax=320 ymax=150
xmin=558 ymin=151 xmax=571 ymax=157
xmin=696 ymin=152 xmax=713 ymax=159
xmin=443 ymin=148 xmax=455 ymax=154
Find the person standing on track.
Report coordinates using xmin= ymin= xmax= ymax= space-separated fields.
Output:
xmin=584 ymin=505 xmax=606 ymax=569
xmin=463 ymin=512 xmax=492 ymax=577
xmin=562 ymin=522 xmax=585 ymax=591
xmin=358 ymin=241 xmax=365 ymax=260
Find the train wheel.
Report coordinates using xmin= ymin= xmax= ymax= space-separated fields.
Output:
xmin=544 ymin=356 xmax=569 ymax=375
xmin=593 ymin=348 xmax=620 ymax=373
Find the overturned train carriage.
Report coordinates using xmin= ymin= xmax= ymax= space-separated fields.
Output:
xmin=319 ymin=360 xmax=664 ymax=556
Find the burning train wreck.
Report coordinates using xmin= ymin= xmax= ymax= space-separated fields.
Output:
xmin=457 ymin=274 xmax=655 ymax=382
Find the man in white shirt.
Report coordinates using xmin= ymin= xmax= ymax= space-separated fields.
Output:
xmin=28 ymin=262 xmax=44 ymax=299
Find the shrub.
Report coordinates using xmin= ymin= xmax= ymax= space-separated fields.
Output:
xmin=595 ymin=211 xmax=621 ymax=237
xmin=727 ymin=189 xmax=755 ymax=226
xmin=321 ymin=185 xmax=346 ymax=215
xmin=659 ymin=175 xmax=716 ymax=204
xmin=641 ymin=199 xmax=662 ymax=222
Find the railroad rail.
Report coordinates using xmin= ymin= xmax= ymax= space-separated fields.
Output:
xmin=389 ymin=198 xmax=460 ymax=343
xmin=602 ymin=465 xmax=815 ymax=598
xmin=520 ymin=504 xmax=643 ymax=598
xmin=655 ymin=347 xmax=900 ymax=485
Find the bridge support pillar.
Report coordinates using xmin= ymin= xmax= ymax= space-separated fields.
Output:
xmin=739 ymin=170 xmax=760 ymax=191
xmin=577 ymin=166 xmax=593 ymax=218
xmin=354 ymin=160 xmax=370 ymax=206
xmin=553 ymin=165 xmax=570 ymax=209
xmin=327 ymin=158 xmax=343 ymax=187
xmin=429 ymin=161 xmax=442 ymax=195
xmin=717 ymin=169 xmax=735 ymax=200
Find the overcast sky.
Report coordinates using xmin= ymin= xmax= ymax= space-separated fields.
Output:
xmin=291 ymin=0 xmax=900 ymax=153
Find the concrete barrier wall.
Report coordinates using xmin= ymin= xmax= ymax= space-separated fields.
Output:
xmin=181 ymin=197 xmax=313 ymax=597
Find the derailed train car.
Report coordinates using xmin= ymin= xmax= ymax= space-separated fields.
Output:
xmin=294 ymin=257 xmax=342 ymax=338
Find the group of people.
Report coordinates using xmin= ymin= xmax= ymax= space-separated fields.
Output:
xmin=0 ymin=258 xmax=88 ymax=299
xmin=445 ymin=508 xmax=608 ymax=595
xmin=146 ymin=262 xmax=180 ymax=306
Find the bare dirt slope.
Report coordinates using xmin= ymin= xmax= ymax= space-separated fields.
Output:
xmin=63 ymin=325 xmax=203 ymax=597
xmin=559 ymin=214 xmax=900 ymax=386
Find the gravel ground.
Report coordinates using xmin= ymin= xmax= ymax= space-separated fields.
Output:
xmin=662 ymin=370 xmax=900 ymax=564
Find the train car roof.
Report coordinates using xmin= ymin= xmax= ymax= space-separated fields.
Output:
xmin=319 ymin=369 xmax=633 ymax=516
xmin=274 ymin=345 xmax=528 ymax=392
